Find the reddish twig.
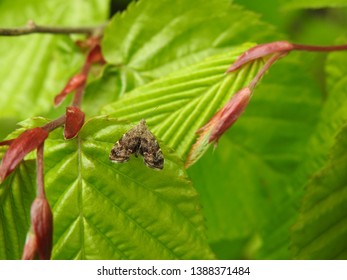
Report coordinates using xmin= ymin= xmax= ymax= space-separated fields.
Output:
xmin=72 ymin=63 xmax=91 ymax=107
xmin=36 ymin=143 xmax=45 ymax=198
xmin=0 ymin=139 xmax=14 ymax=146
xmin=41 ymin=115 xmax=66 ymax=132
xmin=292 ymin=43 xmax=347 ymax=52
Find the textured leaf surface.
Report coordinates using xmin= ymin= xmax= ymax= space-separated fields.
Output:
xmin=95 ymin=0 xmax=276 ymax=104
xmin=301 ymin=43 xmax=347 ymax=177
xmin=256 ymin=46 xmax=347 ymax=259
xmin=291 ymin=124 xmax=347 ymax=259
xmin=43 ymin=117 xmax=212 ymax=260
xmin=289 ymin=44 xmax=347 ymax=260
xmin=0 ymin=0 xmax=109 ymax=119
xmin=102 ymin=46 xmax=263 ymax=162
xmin=188 ymin=56 xmax=322 ymax=259
xmin=0 ymin=161 xmax=36 ymax=259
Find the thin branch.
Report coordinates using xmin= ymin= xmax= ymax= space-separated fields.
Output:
xmin=72 ymin=63 xmax=91 ymax=107
xmin=41 ymin=115 xmax=66 ymax=132
xmin=0 ymin=139 xmax=13 ymax=146
xmin=36 ymin=143 xmax=45 ymax=198
xmin=292 ymin=43 xmax=347 ymax=52
xmin=0 ymin=20 xmax=106 ymax=36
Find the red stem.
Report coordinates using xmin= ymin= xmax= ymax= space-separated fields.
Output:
xmin=41 ymin=115 xmax=66 ymax=132
xmin=72 ymin=62 xmax=91 ymax=107
xmin=292 ymin=43 xmax=347 ymax=52
xmin=36 ymin=143 xmax=45 ymax=198
xmin=0 ymin=139 xmax=13 ymax=146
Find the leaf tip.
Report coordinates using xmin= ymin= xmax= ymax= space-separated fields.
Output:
xmin=0 ymin=127 xmax=49 ymax=181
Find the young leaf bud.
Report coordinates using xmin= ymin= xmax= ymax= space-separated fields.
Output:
xmin=30 ymin=197 xmax=53 ymax=260
xmin=64 ymin=106 xmax=85 ymax=139
xmin=186 ymin=87 xmax=252 ymax=168
xmin=227 ymin=41 xmax=293 ymax=72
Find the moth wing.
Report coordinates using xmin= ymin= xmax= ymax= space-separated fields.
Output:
xmin=109 ymin=125 xmax=141 ymax=163
xmin=140 ymin=129 xmax=164 ymax=169
xmin=109 ymin=141 xmax=132 ymax=162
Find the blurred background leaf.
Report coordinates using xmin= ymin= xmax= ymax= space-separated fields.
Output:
xmin=291 ymin=123 xmax=347 ymax=259
xmin=284 ymin=0 xmax=347 ymax=9
xmin=288 ymin=42 xmax=347 ymax=259
xmin=0 ymin=0 xmax=109 ymax=125
xmin=188 ymin=56 xmax=322 ymax=259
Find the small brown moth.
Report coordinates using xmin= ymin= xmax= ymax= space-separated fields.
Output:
xmin=109 ymin=119 xmax=164 ymax=169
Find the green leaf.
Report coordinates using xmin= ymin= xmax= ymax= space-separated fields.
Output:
xmin=99 ymin=0 xmax=277 ymax=100
xmin=43 ymin=117 xmax=213 ymax=259
xmin=289 ymin=41 xmax=347 ymax=260
xmin=256 ymin=44 xmax=347 ymax=259
xmin=0 ymin=0 xmax=109 ymax=120
xmin=187 ymin=56 xmax=323 ymax=259
xmin=301 ymin=43 xmax=347 ymax=177
xmin=291 ymin=123 xmax=347 ymax=259
xmin=102 ymin=46 xmax=263 ymax=163
xmin=284 ymin=0 xmax=347 ymax=9
xmin=0 ymin=161 xmax=36 ymax=259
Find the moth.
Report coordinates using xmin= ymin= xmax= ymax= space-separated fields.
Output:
xmin=109 ymin=119 xmax=164 ymax=169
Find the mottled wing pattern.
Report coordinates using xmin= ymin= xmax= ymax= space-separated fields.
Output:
xmin=109 ymin=125 xmax=141 ymax=162
xmin=139 ymin=128 xmax=164 ymax=170
xmin=109 ymin=119 xmax=164 ymax=169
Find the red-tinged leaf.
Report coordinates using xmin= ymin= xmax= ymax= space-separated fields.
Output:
xmin=87 ymin=44 xmax=105 ymax=64
xmin=64 ymin=106 xmax=85 ymax=139
xmin=0 ymin=128 xmax=49 ymax=182
xmin=227 ymin=41 xmax=294 ymax=72
xmin=31 ymin=197 xmax=53 ymax=260
xmin=22 ymin=230 xmax=38 ymax=260
xmin=186 ymin=88 xmax=252 ymax=168
xmin=54 ymin=73 xmax=87 ymax=106
xmin=209 ymin=87 xmax=252 ymax=142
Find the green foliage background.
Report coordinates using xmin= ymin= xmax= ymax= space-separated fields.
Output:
xmin=1 ymin=0 xmax=347 ymax=259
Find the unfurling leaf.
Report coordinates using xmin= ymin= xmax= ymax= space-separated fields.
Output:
xmin=227 ymin=41 xmax=293 ymax=72
xmin=54 ymin=73 xmax=87 ymax=106
xmin=0 ymin=128 xmax=48 ymax=182
xmin=206 ymin=87 xmax=253 ymax=143
xmin=31 ymin=197 xmax=53 ymax=260
xmin=64 ymin=106 xmax=85 ymax=139
xmin=186 ymin=87 xmax=252 ymax=168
